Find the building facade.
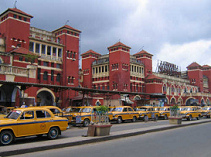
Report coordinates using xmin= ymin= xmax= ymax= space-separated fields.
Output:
xmin=81 ymin=42 xmax=211 ymax=107
xmin=0 ymin=7 xmax=81 ymax=107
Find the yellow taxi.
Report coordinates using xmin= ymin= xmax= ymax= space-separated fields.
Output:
xmin=71 ymin=106 xmax=97 ymax=127
xmin=71 ymin=106 xmax=113 ymax=127
xmin=41 ymin=106 xmax=72 ymax=123
xmin=200 ymin=106 xmax=211 ymax=118
xmin=111 ymin=106 xmax=139 ymax=123
xmin=180 ymin=106 xmax=202 ymax=120
xmin=134 ymin=106 xmax=159 ymax=121
xmin=0 ymin=107 xmax=68 ymax=145
xmin=156 ymin=106 xmax=170 ymax=120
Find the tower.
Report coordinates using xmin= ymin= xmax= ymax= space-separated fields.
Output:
xmin=0 ymin=8 xmax=33 ymax=52
xmin=108 ymin=42 xmax=131 ymax=91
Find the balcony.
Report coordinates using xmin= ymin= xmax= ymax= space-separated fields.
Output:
xmin=0 ymin=64 xmax=29 ymax=77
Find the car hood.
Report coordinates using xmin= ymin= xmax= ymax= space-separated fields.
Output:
xmin=0 ymin=118 xmax=17 ymax=125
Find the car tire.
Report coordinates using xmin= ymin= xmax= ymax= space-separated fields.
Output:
xmin=132 ymin=116 xmax=136 ymax=122
xmin=83 ymin=119 xmax=90 ymax=127
xmin=196 ymin=115 xmax=200 ymax=120
xmin=0 ymin=130 xmax=14 ymax=145
xmin=155 ymin=115 xmax=158 ymax=121
xmin=47 ymin=127 xmax=59 ymax=140
xmin=164 ymin=115 xmax=168 ymax=120
xmin=117 ymin=117 xmax=122 ymax=124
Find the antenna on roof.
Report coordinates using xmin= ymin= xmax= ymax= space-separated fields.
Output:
xmin=65 ymin=20 xmax=69 ymax=25
xmin=14 ymin=0 xmax=17 ymax=8
xmin=138 ymin=46 xmax=144 ymax=52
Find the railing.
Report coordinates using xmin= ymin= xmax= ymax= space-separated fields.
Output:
xmin=0 ymin=64 xmax=28 ymax=77
xmin=91 ymin=112 xmax=110 ymax=124
xmin=170 ymin=109 xmax=181 ymax=117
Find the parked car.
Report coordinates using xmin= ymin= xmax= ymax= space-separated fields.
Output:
xmin=111 ymin=106 xmax=139 ymax=123
xmin=156 ymin=106 xmax=170 ymax=120
xmin=200 ymin=106 xmax=211 ymax=118
xmin=0 ymin=107 xmax=68 ymax=145
xmin=134 ymin=106 xmax=159 ymax=121
xmin=71 ymin=106 xmax=97 ymax=127
xmin=41 ymin=106 xmax=72 ymax=123
xmin=180 ymin=106 xmax=201 ymax=120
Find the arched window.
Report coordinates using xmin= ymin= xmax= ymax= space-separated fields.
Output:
xmin=43 ymin=71 xmax=48 ymax=80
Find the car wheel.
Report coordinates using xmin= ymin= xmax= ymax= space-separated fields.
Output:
xmin=0 ymin=130 xmax=14 ymax=145
xmin=132 ymin=116 xmax=136 ymax=122
xmin=164 ymin=115 xmax=168 ymax=120
xmin=83 ymin=119 xmax=90 ymax=127
xmin=196 ymin=115 xmax=200 ymax=120
xmin=117 ymin=117 xmax=122 ymax=124
xmin=47 ymin=127 xmax=59 ymax=140
xmin=188 ymin=115 xmax=192 ymax=121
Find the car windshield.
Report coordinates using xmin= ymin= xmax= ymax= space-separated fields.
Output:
xmin=113 ymin=107 xmax=123 ymax=112
xmin=5 ymin=110 xmax=21 ymax=119
xmin=81 ymin=108 xmax=91 ymax=113
xmin=136 ymin=108 xmax=147 ymax=111
xmin=202 ymin=107 xmax=210 ymax=110
xmin=181 ymin=107 xmax=191 ymax=111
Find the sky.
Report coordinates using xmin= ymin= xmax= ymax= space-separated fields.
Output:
xmin=1 ymin=0 xmax=211 ymax=71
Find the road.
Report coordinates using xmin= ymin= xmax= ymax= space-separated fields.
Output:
xmin=12 ymin=122 xmax=211 ymax=157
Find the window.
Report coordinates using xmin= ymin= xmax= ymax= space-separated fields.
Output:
xmin=47 ymin=46 xmax=51 ymax=55
xmin=56 ymin=73 xmax=61 ymax=82
xmin=102 ymin=66 xmax=104 ymax=72
xmin=41 ymin=45 xmax=46 ymax=54
xmin=36 ymin=110 xmax=51 ymax=118
xmin=43 ymin=61 xmax=49 ymax=66
xmin=24 ymin=17 xmax=27 ymax=21
xmin=13 ymin=14 xmax=17 ymax=18
xmin=53 ymin=47 xmax=56 ymax=56
xmin=58 ymin=48 xmax=62 ymax=57
xmin=29 ymin=42 xmax=34 ymax=52
xmin=43 ymin=71 xmax=48 ymax=80
xmin=19 ymin=56 xmax=23 ymax=61
xmin=57 ymin=64 xmax=61 ymax=68
xmin=51 ymin=70 xmax=54 ymax=81
xmin=20 ymin=111 xmax=34 ymax=119
xmin=105 ymin=66 xmax=107 ymax=72
xmin=35 ymin=43 xmax=40 ymax=53
xmin=37 ymin=68 xmax=41 ymax=80
xmin=18 ymin=16 xmax=22 ymax=20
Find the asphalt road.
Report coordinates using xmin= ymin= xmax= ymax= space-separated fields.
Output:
xmin=13 ymin=122 xmax=211 ymax=157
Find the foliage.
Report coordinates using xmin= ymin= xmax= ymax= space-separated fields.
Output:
xmin=24 ymin=53 xmax=38 ymax=63
xmin=170 ymin=105 xmax=179 ymax=110
xmin=96 ymin=105 xmax=109 ymax=115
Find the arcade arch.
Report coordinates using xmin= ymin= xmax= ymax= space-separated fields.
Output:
xmin=36 ymin=88 xmax=55 ymax=106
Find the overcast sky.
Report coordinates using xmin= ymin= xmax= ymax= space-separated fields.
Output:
xmin=1 ymin=0 xmax=211 ymax=71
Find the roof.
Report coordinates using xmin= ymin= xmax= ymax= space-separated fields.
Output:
xmin=52 ymin=25 xmax=81 ymax=33
xmin=10 ymin=47 xmax=37 ymax=55
xmin=107 ymin=42 xmax=131 ymax=49
xmin=145 ymin=74 xmax=162 ymax=80
xmin=81 ymin=49 xmax=101 ymax=56
xmin=133 ymin=49 xmax=153 ymax=56
xmin=202 ymin=65 xmax=211 ymax=69
xmin=0 ymin=8 xmax=33 ymax=18
xmin=186 ymin=62 xmax=201 ymax=69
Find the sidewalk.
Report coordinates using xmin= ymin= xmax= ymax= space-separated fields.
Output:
xmin=1 ymin=119 xmax=211 ymax=156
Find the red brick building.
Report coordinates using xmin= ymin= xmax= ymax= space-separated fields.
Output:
xmin=0 ymin=7 xmax=81 ymax=107
xmin=81 ymin=42 xmax=211 ymax=107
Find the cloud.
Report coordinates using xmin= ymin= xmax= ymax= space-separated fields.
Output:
xmin=153 ymin=40 xmax=211 ymax=71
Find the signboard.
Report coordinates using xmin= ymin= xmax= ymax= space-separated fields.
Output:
xmin=157 ymin=60 xmax=181 ymax=77
xmin=76 ymin=116 xmax=82 ymax=124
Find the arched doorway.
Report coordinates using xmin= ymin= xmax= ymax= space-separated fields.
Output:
xmin=186 ymin=98 xmax=198 ymax=106
xmin=170 ymin=98 xmax=176 ymax=105
xmin=37 ymin=89 xmax=55 ymax=106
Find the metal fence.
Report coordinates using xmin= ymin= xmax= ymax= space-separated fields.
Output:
xmin=170 ymin=109 xmax=181 ymax=117
xmin=91 ymin=112 xmax=110 ymax=124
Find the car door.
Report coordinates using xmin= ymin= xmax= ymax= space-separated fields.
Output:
xmin=122 ymin=107 xmax=128 ymax=120
xmin=128 ymin=107 xmax=134 ymax=120
xmin=17 ymin=110 xmax=36 ymax=137
xmin=35 ymin=110 xmax=52 ymax=134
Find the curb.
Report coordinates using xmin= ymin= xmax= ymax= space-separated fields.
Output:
xmin=1 ymin=120 xmax=211 ymax=156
